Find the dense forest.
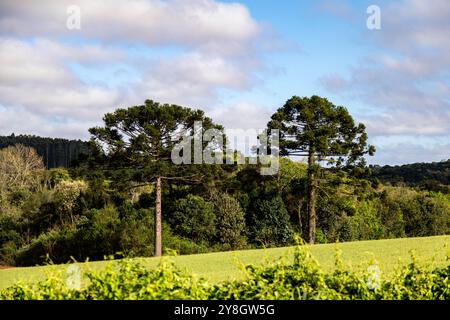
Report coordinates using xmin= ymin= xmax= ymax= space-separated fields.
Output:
xmin=371 ymin=160 xmax=450 ymax=193
xmin=0 ymin=97 xmax=449 ymax=267
xmin=0 ymin=134 xmax=89 ymax=169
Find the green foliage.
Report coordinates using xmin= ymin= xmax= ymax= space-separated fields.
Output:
xmin=0 ymin=259 xmax=209 ymax=300
xmin=45 ymin=168 xmax=71 ymax=188
xmin=210 ymin=192 xmax=247 ymax=250
xmin=249 ymin=196 xmax=294 ymax=247
xmin=137 ymin=192 xmax=153 ymax=209
xmin=2 ymin=164 xmax=449 ymax=267
xmin=380 ymin=187 xmax=450 ymax=237
xmin=1 ymin=99 xmax=449 ymax=268
xmin=83 ymin=260 xmax=210 ymax=300
xmin=88 ymin=99 xmax=223 ymax=181
xmin=170 ymin=195 xmax=216 ymax=243
xmin=315 ymin=184 xmax=450 ymax=243
xmin=118 ymin=206 xmax=154 ymax=257
xmin=267 ymin=95 xmax=375 ymax=243
xmin=54 ymin=180 xmax=88 ymax=225
xmin=371 ymin=160 xmax=450 ymax=191
xmin=0 ymin=214 xmax=21 ymax=265
xmin=210 ymin=246 xmax=450 ymax=300
xmin=268 ymin=95 xmax=375 ymax=171
xmin=350 ymin=200 xmax=384 ymax=240
xmin=275 ymin=158 xmax=307 ymax=193
xmin=88 ymin=99 xmax=227 ymax=256
xmin=163 ymin=228 xmax=211 ymax=255
xmin=2 ymin=245 xmax=449 ymax=300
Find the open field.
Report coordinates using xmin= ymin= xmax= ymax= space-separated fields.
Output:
xmin=1 ymin=235 xmax=449 ymax=290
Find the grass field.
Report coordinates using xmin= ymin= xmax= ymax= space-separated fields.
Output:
xmin=0 ymin=235 xmax=449 ymax=290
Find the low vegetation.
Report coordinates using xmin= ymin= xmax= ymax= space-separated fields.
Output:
xmin=1 ymin=235 xmax=448 ymax=290
xmin=1 ymin=241 xmax=449 ymax=300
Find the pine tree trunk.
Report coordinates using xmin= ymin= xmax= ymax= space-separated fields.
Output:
xmin=298 ymin=200 xmax=303 ymax=237
xmin=154 ymin=176 xmax=162 ymax=257
xmin=307 ymin=152 xmax=316 ymax=244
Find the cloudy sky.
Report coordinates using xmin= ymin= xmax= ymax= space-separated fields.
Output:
xmin=0 ymin=0 xmax=449 ymax=165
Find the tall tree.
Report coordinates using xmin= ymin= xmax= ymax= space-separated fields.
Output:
xmin=268 ymin=96 xmax=375 ymax=244
xmin=89 ymin=99 xmax=223 ymax=256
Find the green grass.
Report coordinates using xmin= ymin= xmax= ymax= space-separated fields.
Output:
xmin=1 ymin=235 xmax=449 ymax=290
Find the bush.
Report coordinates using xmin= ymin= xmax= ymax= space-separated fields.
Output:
xmin=118 ymin=206 xmax=154 ymax=257
xmin=0 ymin=214 xmax=21 ymax=265
xmin=170 ymin=195 xmax=216 ymax=243
xmin=351 ymin=200 xmax=384 ymax=240
xmin=163 ymin=229 xmax=211 ymax=255
xmin=45 ymin=168 xmax=71 ymax=188
xmin=210 ymin=192 xmax=247 ymax=250
xmin=15 ymin=228 xmax=71 ymax=266
xmin=15 ymin=206 xmax=121 ymax=265
xmin=379 ymin=187 xmax=450 ymax=238
xmin=248 ymin=196 xmax=294 ymax=247
xmin=317 ymin=193 xmax=355 ymax=242
xmin=54 ymin=180 xmax=88 ymax=225
xmin=0 ymin=259 xmax=209 ymax=300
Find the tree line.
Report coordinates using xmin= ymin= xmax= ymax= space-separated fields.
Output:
xmin=0 ymin=134 xmax=89 ymax=169
xmin=371 ymin=160 xmax=450 ymax=194
xmin=0 ymin=96 xmax=449 ymax=266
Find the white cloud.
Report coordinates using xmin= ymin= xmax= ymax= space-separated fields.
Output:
xmin=368 ymin=142 xmax=450 ymax=165
xmin=136 ymin=53 xmax=258 ymax=107
xmin=207 ymin=102 xmax=271 ymax=130
xmin=380 ymin=0 xmax=450 ymax=53
xmin=320 ymin=0 xmax=450 ymax=140
xmin=363 ymin=111 xmax=450 ymax=136
xmin=0 ymin=0 xmax=260 ymax=55
xmin=0 ymin=0 xmax=276 ymax=139
xmin=0 ymin=106 xmax=97 ymax=139
xmin=0 ymin=37 xmax=130 ymax=142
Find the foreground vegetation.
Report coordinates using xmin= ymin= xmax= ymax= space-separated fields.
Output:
xmin=1 ymin=235 xmax=448 ymax=291
xmin=1 ymin=238 xmax=449 ymax=300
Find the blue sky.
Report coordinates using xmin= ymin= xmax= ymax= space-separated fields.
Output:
xmin=0 ymin=0 xmax=449 ymax=165
xmin=197 ymin=1 xmax=368 ymax=101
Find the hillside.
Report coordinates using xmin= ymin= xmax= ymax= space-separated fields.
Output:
xmin=371 ymin=160 xmax=450 ymax=189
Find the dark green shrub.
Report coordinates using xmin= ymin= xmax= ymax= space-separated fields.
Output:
xmin=170 ymin=195 xmax=216 ymax=243
xmin=137 ymin=192 xmax=153 ymax=209
xmin=119 ymin=207 xmax=154 ymax=257
xmin=210 ymin=192 xmax=247 ymax=250
xmin=163 ymin=232 xmax=210 ymax=255
xmin=16 ymin=206 xmax=121 ymax=265
xmin=248 ymin=196 xmax=294 ymax=247
xmin=0 ymin=215 xmax=20 ymax=265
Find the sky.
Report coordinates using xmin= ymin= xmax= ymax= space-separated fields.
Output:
xmin=0 ymin=0 xmax=449 ymax=165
